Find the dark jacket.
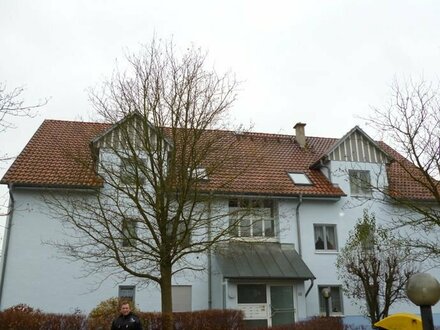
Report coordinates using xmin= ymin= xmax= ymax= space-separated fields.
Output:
xmin=111 ymin=312 xmax=143 ymax=330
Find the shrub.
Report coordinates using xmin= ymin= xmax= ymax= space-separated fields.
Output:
xmin=135 ymin=309 xmax=244 ymax=330
xmin=0 ymin=304 xmax=86 ymax=330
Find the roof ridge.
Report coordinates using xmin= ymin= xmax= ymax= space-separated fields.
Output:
xmin=44 ymin=118 xmax=110 ymax=125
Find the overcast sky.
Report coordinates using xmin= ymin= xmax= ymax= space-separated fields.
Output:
xmin=1 ymin=0 xmax=440 ymax=217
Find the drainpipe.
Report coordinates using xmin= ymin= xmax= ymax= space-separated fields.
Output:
xmin=207 ymin=194 xmax=213 ymax=309
xmin=305 ymin=279 xmax=314 ymax=297
xmin=0 ymin=184 xmax=15 ymax=309
xmin=295 ymin=193 xmax=303 ymax=256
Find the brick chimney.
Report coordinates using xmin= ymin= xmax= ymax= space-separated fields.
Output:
xmin=294 ymin=123 xmax=306 ymax=148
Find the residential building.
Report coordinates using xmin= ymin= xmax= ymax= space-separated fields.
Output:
xmin=0 ymin=116 xmax=437 ymax=328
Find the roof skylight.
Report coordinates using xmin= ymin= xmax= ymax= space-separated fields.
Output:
xmin=288 ymin=172 xmax=312 ymax=185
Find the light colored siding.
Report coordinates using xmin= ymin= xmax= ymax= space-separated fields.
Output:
xmin=329 ymin=131 xmax=388 ymax=163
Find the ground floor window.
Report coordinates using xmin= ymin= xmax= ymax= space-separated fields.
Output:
xmin=318 ymin=285 xmax=343 ymax=315
xmin=118 ymin=285 xmax=135 ymax=303
xmin=236 ymin=283 xmax=294 ymax=328
xmin=172 ymin=285 xmax=192 ymax=312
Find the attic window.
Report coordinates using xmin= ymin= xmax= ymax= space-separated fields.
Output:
xmin=288 ymin=172 xmax=312 ymax=185
xmin=189 ymin=167 xmax=208 ymax=180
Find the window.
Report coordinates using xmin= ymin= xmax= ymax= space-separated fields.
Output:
xmin=349 ymin=170 xmax=371 ymax=196
xmin=237 ymin=284 xmax=267 ymax=304
xmin=172 ymin=286 xmax=192 ymax=312
xmin=122 ymin=218 xmax=138 ymax=247
xmin=120 ymin=156 xmax=146 ymax=185
xmin=229 ymin=199 xmax=276 ymax=238
xmin=189 ymin=167 xmax=208 ymax=180
xmin=314 ymin=224 xmax=337 ymax=251
xmin=288 ymin=172 xmax=312 ymax=185
xmin=318 ymin=286 xmax=343 ymax=315
xmin=119 ymin=285 xmax=135 ymax=302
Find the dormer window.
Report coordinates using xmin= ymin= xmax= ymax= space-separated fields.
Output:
xmin=349 ymin=170 xmax=371 ymax=196
xmin=120 ymin=156 xmax=146 ymax=185
xmin=288 ymin=172 xmax=312 ymax=185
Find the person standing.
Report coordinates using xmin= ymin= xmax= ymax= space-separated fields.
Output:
xmin=111 ymin=301 xmax=143 ymax=330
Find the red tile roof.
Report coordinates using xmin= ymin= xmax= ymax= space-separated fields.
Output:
xmin=379 ymin=142 xmax=438 ymax=201
xmin=1 ymin=120 xmax=111 ymax=188
xmin=195 ymin=131 xmax=342 ymax=197
xmin=1 ymin=119 xmax=434 ymax=200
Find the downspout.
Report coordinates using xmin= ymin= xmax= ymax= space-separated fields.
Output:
xmin=305 ymin=279 xmax=314 ymax=297
xmin=207 ymin=194 xmax=213 ymax=309
xmin=0 ymin=184 xmax=15 ymax=308
xmin=295 ymin=194 xmax=314 ymax=300
xmin=295 ymin=193 xmax=303 ymax=257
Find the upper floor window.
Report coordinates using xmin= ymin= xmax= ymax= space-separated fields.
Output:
xmin=122 ymin=218 xmax=138 ymax=247
xmin=188 ymin=167 xmax=209 ymax=181
xmin=314 ymin=224 xmax=337 ymax=251
xmin=229 ymin=199 xmax=276 ymax=238
xmin=349 ymin=170 xmax=371 ymax=196
xmin=318 ymin=285 xmax=343 ymax=315
xmin=120 ymin=156 xmax=146 ymax=185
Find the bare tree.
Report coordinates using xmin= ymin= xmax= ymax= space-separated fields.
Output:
xmin=1 ymin=83 xmax=46 ymax=216
xmin=366 ymin=79 xmax=440 ymax=261
xmin=336 ymin=210 xmax=417 ymax=326
xmin=44 ymin=39 xmax=251 ymax=330
xmin=0 ymin=83 xmax=46 ymax=135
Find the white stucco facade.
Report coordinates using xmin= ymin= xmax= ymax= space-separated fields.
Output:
xmin=1 ymin=124 xmax=440 ymax=329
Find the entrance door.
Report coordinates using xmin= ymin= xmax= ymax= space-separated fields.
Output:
xmin=270 ymin=286 xmax=295 ymax=326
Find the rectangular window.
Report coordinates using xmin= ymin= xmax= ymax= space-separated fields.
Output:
xmin=229 ymin=199 xmax=276 ymax=238
xmin=172 ymin=285 xmax=192 ymax=312
xmin=122 ymin=218 xmax=138 ymax=247
xmin=237 ymin=284 xmax=267 ymax=304
xmin=288 ymin=172 xmax=313 ymax=185
xmin=120 ymin=156 xmax=146 ymax=185
xmin=188 ymin=167 xmax=209 ymax=180
xmin=349 ymin=170 xmax=371 ymax=196
xmin=119 ymin=285 xmax=135 ymax=302
xmin=314 ymin=224 xmax=337 ymax=251
xmin=318 ymin=285 xmax=343 ymax=315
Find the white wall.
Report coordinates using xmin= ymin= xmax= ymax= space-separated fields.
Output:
xmin=0 ymin=188 xmax=210 ymax=314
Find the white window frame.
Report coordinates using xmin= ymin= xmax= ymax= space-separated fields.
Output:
xmin=172 ymin=285 xmax=192 ymax=312
xmin=318 ymin=285 xmax=344 ymax=316
xmin=122 ymin=218 xmax=138 ymax=247
xmin=120 ymin=156 xmax=146 ymax=186
xmin=236 ymin=283 xmax=296 ymax=327
xmin=314 ymin=224 xmax=338 ymax=251
xmin=119 ymin=285 xmax=136 ymax=303
xmin=349 ymin=170 xmax=371 ymax=196
xmin=229 ymin=199 xmax=277 ymax=239
xmin=188 ymin=167 xmax=209 ymax=180
xmin=288 ymin=172 xmax=313 ymax=185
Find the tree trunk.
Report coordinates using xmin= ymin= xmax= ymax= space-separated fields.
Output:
xmin=160 ymin=263 xmax=173 ymax=330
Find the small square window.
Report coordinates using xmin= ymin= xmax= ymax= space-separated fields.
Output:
xmin=314 ymin=224 xmax=337 ymax=251
xmin=318 ymin=285 xmax=343 ymax=315
xmin=172 ymin=285 xmax=192 ymax=312
xmin=288 ymin=172 xmax=312 ymax=185
xmin=120 ymin=157 xmax=146 ymax=185
xmin=119 ymin=285 xmax=135 ymax=303
xmin=349 ymin=170 xmax=371 ymax=196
